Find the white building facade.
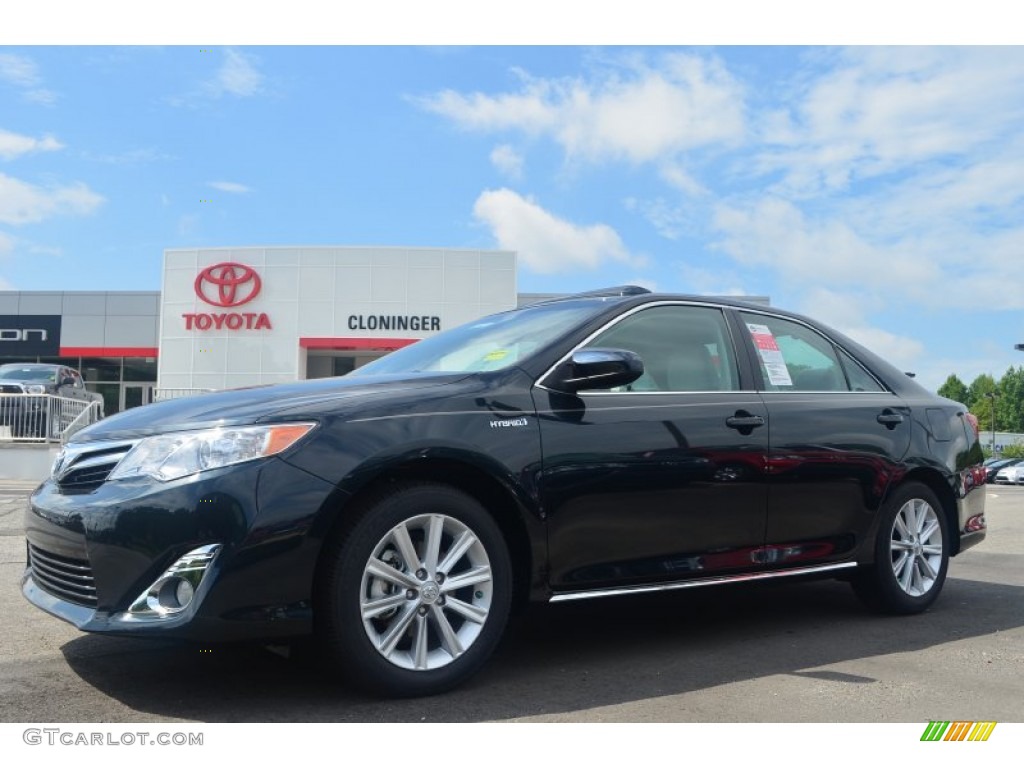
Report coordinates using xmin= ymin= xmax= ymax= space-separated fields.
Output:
xmin=157 ymin=246 xmax=518 ymax=394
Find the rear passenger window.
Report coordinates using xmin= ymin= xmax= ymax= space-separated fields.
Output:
xmin=740 ymin=313 xmax=848 ymax=392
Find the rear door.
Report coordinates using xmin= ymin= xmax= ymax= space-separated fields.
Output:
xmin=735 ymin=311 xmax=912 ymax=567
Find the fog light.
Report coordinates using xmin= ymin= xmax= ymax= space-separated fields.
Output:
xmin=118 ymin=543 xmax=221 ymax=622
xmin=175 ymin=578 xmax=194 ymax=608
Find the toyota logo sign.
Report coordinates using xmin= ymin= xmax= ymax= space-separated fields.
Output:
xmin=194 ymin=262 xmax=262 ymax=307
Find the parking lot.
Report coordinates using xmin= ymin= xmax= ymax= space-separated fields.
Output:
xmin=1 ymin=480 xmax=1021 ymax=723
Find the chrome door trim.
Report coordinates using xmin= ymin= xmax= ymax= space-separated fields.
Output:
xmin=549 ymin=562 xmax=857 ymax=602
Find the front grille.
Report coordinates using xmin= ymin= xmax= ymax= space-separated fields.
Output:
xmin=53 ymin=441 xmax=135 ymax=492
xmin=0 ymin=384 xmax=24 ymax=394
xmin=28 ymin=543 xmax=98 ymax=606
xmin=58 ymin=461 xmax=121 ymax=490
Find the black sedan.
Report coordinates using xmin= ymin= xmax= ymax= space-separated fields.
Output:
xmin=23 ymin=288 xmax=987 ymax=696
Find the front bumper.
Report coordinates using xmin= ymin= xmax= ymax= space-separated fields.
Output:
xmin=22 ymin=456 xmax=343 ymax=641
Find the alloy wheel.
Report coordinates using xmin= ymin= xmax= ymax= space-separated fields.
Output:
xmin=359 ymin=513 xmax=493 ymax=671
xmin=889 ymin=497 xmax=943 ymax=597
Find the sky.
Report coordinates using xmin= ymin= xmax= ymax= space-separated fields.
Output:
xmin=2 ymin=37 xmax=1023 ymax=392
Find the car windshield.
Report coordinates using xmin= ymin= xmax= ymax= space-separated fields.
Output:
xmin=0 ymin=367 xmax=55 ymax=382
xmin=351 ymin=300 xmax=604 ymax=375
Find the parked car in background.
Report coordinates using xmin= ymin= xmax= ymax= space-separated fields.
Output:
xmin=984 ymin=457 xmax=1019 ymax=483
xmin=993 ymin=459 xmax=1024 ymax=485
xmin=23 ymin=288 xmax=987 ymax=696
xmin=0 ymin=363 xmax=104 ymax=439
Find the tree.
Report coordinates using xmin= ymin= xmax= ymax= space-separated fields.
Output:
xmin=996 ymin=366 xmax=1024 ymax=433
xmin=967 ymin=373 xmax=998 ymax=432
xmin=937 ymin=374 xmax=969 ymax=404
xmin=967 ymin=373 xmax=997 ymax=403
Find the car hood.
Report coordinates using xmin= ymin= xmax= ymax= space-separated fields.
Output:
xmin=70 ymin=372 xmax=471 ymax=443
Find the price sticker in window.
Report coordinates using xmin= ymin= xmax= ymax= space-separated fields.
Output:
xmin=746 ymin=323 xmax=793 ymax=386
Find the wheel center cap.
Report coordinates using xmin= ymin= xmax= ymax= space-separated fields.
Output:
xmin=420 ymin=581 xmax=440 ymax=604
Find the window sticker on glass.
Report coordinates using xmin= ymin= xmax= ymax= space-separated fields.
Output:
xmin=483 ymin=350 xmax=509 ymax=362
xmin=746 ymin=323 xmax=793 ymax=386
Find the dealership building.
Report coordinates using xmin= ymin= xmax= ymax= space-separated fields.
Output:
xmin=0 ymin=246 xmax=519 ymax=417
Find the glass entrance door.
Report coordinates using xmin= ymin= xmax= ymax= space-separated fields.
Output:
xmin=120 ymin=382 xmax=155 ymax=411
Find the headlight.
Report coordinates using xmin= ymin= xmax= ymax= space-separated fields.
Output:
xmin=25 ymin=385 xmax=46 ymax=394
xmin=108 ymin=422 xmax=316 ymax=482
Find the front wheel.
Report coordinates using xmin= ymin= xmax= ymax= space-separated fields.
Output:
xmin=852 ymin=481 xmax=949 ymax=614
xmin=317 ymin=483 xmax=512 ymax=697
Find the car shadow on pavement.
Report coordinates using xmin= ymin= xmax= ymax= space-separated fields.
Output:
xmin=60 ymin=575 xmax=1024 ymax=722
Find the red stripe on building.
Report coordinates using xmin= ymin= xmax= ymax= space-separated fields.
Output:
xmin=60 ymin=347 xmax=159 ymax=357
xmin=299 ymin=337 xmax=418 ymax=351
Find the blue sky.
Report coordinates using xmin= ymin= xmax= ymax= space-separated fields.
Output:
xmin=2 ymin=43 xmax=1023 ymax=391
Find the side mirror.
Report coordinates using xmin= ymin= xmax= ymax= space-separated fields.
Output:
xmin=61 ymin=376 xmax=75 ymax=386
xmin=554 ymin=348 xmax=644 ymax=393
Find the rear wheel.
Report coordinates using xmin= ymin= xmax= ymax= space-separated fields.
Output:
xmin=852 ymin=481 xmax=949 ymax=614
xmin=318 ymin=483 xmax=512 ymax=697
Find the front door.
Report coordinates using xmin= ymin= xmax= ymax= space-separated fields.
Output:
xmin=537 ymin=304 xmax=770 ymax=592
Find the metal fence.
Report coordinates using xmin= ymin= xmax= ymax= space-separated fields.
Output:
xmin=0 ymin=394 xmax=105 ymax=445
xmin=152 ymin=388 xmax=214 ymax=401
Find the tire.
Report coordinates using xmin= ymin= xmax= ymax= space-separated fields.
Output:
xmin=852 ymin=481 xmax=949 ymax=614
xmin=317 ymin=482 xmax=512 ymax=697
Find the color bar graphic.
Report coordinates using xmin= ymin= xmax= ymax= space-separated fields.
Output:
xmin=921 ymin=721 xmax=996 ymax=742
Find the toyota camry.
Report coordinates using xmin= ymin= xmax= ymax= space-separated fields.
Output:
xmin=23 ymin=287 xmax=987 ymax=696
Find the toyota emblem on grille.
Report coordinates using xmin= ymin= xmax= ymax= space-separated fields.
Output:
xmin=194 ymin=262 xmax=262 ymax=308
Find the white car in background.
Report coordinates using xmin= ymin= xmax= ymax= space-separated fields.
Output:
xmin=993 ymin=459 xmax=1024 ymax=484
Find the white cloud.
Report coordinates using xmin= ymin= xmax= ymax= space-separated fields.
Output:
xmin=626 ymin=196 xmax=696 ymax=242
xmin=0 ymin=53 xmax=38 ymax=88
xmin=0 ymin=52 xmax=56 ymax=105
xmin=659 ymin=163 xmax=708 ymax=197
xmin=83 ymin=147 xmax=171 ymax=165
xmin=712 ymin=196 xmax=937 ymax=292
xmin=754 ymin=47 xmax=1024 ymax=195
xmin=208 ymin=48 xmax=263 ymax=98
xmin=168 ymin=48 xmax=264 ymax=107
xmin=473 ymin=188 xmax=641 ymax=274
xmin=678 ymin=264 xmax=750 ymax=298
xmin=207 ymin=180 xmax=251 ymax=194
xmin=0 ymin=173 xmax=104 ymax=226
xmin=0 ymin=129 xmax=64 ymax=161
xmin=419 ymin=52 xmax=745 ymax=165
xmin=24 ymin=89 xmax=57 ymax=106
xmin=489 ymin=144 xmax=523 ymax=179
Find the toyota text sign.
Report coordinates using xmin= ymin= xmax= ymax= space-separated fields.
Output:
xmin=184 ymin=263 xmax=272 ymax=331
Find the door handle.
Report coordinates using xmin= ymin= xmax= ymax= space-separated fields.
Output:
xmin=877 ymin=410 xmax=904 ymax=429
xmin=726 ymin=411 xmax=765 ymax=431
